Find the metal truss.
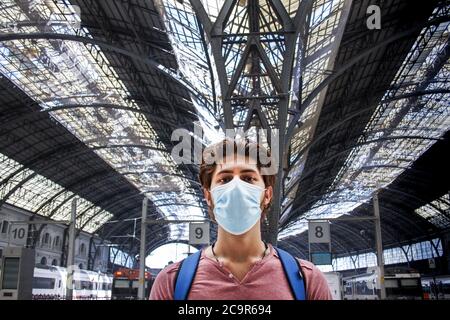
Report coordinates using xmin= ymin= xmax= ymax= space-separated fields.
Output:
xmin=1 ymin=0 xmax=449 ymax=259
xmin=183 ymin=0 xmax=314 ymax=244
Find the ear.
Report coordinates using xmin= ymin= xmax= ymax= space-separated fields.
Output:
xmin=203 ymin=187 xmax=217 ymax=223
xmin=263 ymin=186 xmax=273 ymax=208
xmin=203 ymin=188 xmax=212 ymax=207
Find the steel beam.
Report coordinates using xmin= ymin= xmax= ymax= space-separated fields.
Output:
xmin=138 ymin=197 xmax=148 ymax=300
xmin=186 ymin=0 xmax=330 ymax=245
xmin=373 ymin=192 xmax=386 ymax=299
xmin=65 ymin=198 xmax=77 ymax=300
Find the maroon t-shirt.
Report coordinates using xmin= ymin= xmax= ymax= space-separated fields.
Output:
xmin=150 ymin=244 xmax=332 ymax=300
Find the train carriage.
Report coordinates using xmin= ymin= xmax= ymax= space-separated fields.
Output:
xmin=111 ymin=268 xmax=153 ymax=300
xmin=31 ymin=266 xmax=112 ymax=300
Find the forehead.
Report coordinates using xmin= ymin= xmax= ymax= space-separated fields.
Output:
xmin=213 ymin=154 xmax=259 ymax=174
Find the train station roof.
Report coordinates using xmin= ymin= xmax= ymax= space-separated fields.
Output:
xmin=0 ymin=0 xmax=448 ymax=257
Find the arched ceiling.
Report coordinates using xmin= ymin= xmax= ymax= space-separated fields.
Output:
xmin=0 ymin=0 xmax=448 ymax=259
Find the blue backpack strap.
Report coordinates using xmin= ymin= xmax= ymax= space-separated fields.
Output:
xmin=174 ymin=250 xmax=202 ymax=300
xmin=275 ymin=247 xmax=307 ymax=300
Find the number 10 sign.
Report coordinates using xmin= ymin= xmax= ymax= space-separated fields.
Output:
xmin=308 ymin=221 xmax=330 ymax=244
xmin=189 ymin=222 xmax=210 ymax=245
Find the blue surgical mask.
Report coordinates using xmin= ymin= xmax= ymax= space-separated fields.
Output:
xmin=211 ymin=176 xmax=265 ymax=235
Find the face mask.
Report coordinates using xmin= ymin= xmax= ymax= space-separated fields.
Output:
xmin=210 ymin=176 xmax=265 ymax=235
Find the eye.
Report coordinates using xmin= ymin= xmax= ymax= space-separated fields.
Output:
xmin=217 ymin=176 xmax=232 ymax=184
xmin=242 ymin=175 xmax=257 ymax=183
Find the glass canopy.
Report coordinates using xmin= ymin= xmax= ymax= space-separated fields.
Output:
xmin=279 ymin=6 xmax=450 ymax=238
xmin=0 ymin=0 xmax=448 ymax=243
xmin=0 ymin=0 xmax=207 ymax=238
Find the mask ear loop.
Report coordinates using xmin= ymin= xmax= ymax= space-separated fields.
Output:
xmin=261 ymin=188 xmax=270 ymax=226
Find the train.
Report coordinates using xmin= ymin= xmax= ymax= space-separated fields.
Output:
xmin=421 ymin=275 xmax=450 ymax=300
xmin=32 ymin=265 xmax=113 ymax=300
xmin=342 ymin=267 xmax=423 ymax=300
xmin=111 ymin=267 xmax=153 ymax=300
xmin=3 ymin=260 xmax=448 ymax=300
xmin=0 ymin=262 xmax=154 ymax=300
xmin=342 ymin=269 xmax=381 ymax=300
xmin=30 ymin=265 xmax=449 ymax=300
xmin=323 ymin=272 xmax=344 ymax=300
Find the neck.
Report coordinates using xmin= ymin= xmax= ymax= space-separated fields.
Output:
xmin=214 ymin=224 xmax=266 ymax=262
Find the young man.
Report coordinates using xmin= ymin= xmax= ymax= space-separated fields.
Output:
xmin=150 ymin=139 xmax=332 ymax=300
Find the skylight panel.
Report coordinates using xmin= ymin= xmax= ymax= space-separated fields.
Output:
xmin=0 ymin=1 xmax=208 ymax=240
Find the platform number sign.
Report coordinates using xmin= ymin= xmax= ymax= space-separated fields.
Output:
xmin=189 ymin=222 xmax=210 ymax=245
xmin=428 ymin=258 xmax=436 ymax=269
xmin=10 ymin=225 xmax=28 ymax=246
xmin=308 ymin=221 xmax=330 ymax=244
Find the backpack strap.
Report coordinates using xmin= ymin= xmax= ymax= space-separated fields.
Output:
xmin=274 ymin=247 xmax=307 ymax=300
xmin=173 ymin=250 xmax=202 ymax=300
xmin=173 ymin=247 xmax=306 ymax=300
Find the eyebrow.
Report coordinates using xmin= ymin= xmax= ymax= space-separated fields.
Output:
xmin=216 ymin=168 xmax=259 ymax=175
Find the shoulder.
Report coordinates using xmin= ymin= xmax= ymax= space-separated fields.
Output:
xmin=297 ymin=258 xmax=319 ymax=272
xmin=297 ymin=259 xmax=333 ymax=300
xmin=149 ymin=261 xmax=182 ymax=300
xmin=159 ymin=261 xmax=182 ymax=279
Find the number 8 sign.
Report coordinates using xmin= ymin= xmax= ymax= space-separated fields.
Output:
xmin=189 ymin=222 xmax=210 ymax=245
xmin=308 ymin=221 xmax=330 ymax=244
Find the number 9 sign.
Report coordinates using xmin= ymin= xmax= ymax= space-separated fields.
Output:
xmin=189 ymin=222 xmax=210 ymax=245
